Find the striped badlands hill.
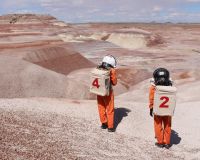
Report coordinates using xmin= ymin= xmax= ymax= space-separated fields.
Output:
xmin=0 ymin=14 xmax=95 ymax=99
xmin=0 ymin=55 xmax=94 ymax=99
xmin=24 ymin=46 xmax=94 ymax=75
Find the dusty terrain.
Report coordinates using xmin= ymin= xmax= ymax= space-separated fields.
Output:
xmin=0 ymin=14 xmax=200 ymax=159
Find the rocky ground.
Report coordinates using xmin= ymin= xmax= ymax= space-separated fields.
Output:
xmin=1 ymin=98 xmax=200 ymax=160
xmin=0 ymin=14 xmax=200 ymax=159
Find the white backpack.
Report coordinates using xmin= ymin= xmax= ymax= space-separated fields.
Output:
xmin=154 ymin=86 xmax=177 ymax=116
xmin=90 ymin=68 xmax=110 ymax=96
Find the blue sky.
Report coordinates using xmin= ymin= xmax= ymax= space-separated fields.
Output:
xmin=0 ymin=0 xmax=200 ymax=23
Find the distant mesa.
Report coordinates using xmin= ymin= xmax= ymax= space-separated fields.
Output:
xmin=0 ymin=14 xmax=56 ymax=24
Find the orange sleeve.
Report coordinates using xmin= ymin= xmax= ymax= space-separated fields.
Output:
xmin=110 ymin=68 xmax=117 ymax=86
xmin=149 ymin=85 xmax=155 ymax=109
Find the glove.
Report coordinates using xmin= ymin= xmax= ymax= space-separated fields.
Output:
xmin=150 ymin=108 xmax=153 ymax=117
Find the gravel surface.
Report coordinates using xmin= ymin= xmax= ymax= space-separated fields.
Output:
xmin=1 ymin=98 xmax=199 ymax=160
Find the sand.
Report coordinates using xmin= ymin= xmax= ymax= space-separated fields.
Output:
xmin=0 ymin=14 xmax=200 ymax=159
xmin=1 ymin=96 xmax=200 ymax=160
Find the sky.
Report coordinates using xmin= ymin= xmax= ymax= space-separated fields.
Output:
xmin=0 ymin=0 xmax=200 ymax=23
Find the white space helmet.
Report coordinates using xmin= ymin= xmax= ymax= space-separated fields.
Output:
xmin=102 ymin=55 xmax=117 ymax=68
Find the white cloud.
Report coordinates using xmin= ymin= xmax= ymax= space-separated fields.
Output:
xmin=15 ymin=9 xmax=34 ymax=13
xmin=168 ymin=12 xmax=183 ymax=18
xmin=153 ymin=6 xmax=162 ymax=12
xmin=2 ymin=0 xmax=31 ymax=8
xmin=39 ymin=0 xmax=88 ymax=8
xmin=103 ymin=12 xmax=115 ymax=16
xmin=186 ymin=0 xmax=200 ymax=2
xmin=87 ymin=9 xmax=100 ymax=13
xmin=72 ymin=0 xmax=84 ymax=6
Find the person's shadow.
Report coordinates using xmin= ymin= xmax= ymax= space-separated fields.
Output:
xmin=114 ymin=107 xmax=131 ymax=129
xmin=170 ymin=130 xmax=181 ymax=146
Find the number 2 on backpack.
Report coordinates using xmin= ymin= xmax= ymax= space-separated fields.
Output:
xmin=92 ymin=78 xmax=100 ymax=88
xmin=160 ymin=96 xmax=169 ymax=108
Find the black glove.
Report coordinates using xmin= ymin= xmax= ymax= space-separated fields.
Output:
xmin=150 ymin=108 xmax=153 ymax=117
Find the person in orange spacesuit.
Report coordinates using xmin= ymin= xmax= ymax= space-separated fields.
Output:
xmin=97 ymin=55 xmax=117 ymax=132
xmin=149 ymin=68 xmax=173 ymax=149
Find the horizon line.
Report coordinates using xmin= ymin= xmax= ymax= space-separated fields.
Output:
xmin=0 ymin=13 xmax=200 ymax=24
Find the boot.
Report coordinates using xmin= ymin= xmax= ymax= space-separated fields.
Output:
xmin=108 ymin=128 xmax=115 ymax=132
xmin=164 ymin=144 xmax=171 ymax=149
xmin=101 ymin=123 xmax=108 ymax=129
xmin=155 ymin=142 xmax=164 ymax=148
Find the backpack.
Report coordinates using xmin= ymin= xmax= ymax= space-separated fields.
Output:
xmin=153 ymin=85 xmax=177 ymax=116
xmin=90 ymin=68 xmax=110 ymax=96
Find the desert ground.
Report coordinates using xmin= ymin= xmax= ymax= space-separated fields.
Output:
xmin=0 ymin=14 xmax=200 ymax=160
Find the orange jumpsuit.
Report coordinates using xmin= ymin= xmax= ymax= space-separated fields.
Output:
xmin=97 ymin=68 xmax=117 ymax=129
xmin=149 ymin=85 xmax=172 ymax=145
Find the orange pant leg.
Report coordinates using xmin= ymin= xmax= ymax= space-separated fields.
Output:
xmin=97 ymin=91 xmax=115 ymax=128
xmin=154 ymin=115 xmax=164 ymax=144
xmin=97 ymin=95 xmax=107 ymax=124
xmin=154 ymin=115 xmax=172 ymax=144
xmin=106 ymin=91 xmax=114 ymax=128
xmin=163 ymin=116 xmax=172 ymax=145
